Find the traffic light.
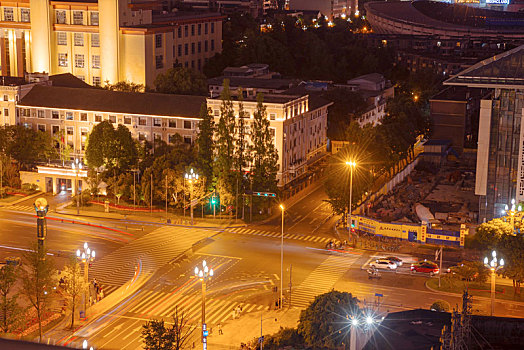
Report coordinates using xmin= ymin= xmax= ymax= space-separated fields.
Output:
xmin=211 ymin=197 xmax=216 ymax=204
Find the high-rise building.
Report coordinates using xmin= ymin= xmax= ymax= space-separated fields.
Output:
xmin=0 ymin=0 xmax=223 ymax=87
xmin=444 ymin=45 xmax=524 ymax=222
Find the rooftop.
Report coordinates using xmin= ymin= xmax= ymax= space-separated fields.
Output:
xmin=208 ymin=77 xmax=295 ymax=90
xmin=348 ymin=73 xmax=385 ymax=84
xmin=430 ymin=86 xmax=486 ymax=102
xmin=19 ymin=85 xmax=205 ymax=118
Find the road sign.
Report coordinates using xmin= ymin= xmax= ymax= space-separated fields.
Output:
xmin=375 ymin=293 xmax=383 ymax=297
xmin=258 ymin=336 xmax=264 ymax=343
xmin=203 ymin=330 xmax=208 ymax=337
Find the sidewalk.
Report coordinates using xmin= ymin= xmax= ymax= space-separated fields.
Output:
xmin=208 ymin=307 xmax=301 ymax=349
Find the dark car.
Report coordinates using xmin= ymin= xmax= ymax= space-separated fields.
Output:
xmin=411 ymin=261 xmax=439 ymax=275
xmin=385 ymin=256 xmax=403 ymax=266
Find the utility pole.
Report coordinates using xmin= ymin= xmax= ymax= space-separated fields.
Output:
xmin=288 ymin=264 xmax=292 ymax=308
xmin=165 ymin=174 xmax=168 ymax=221
xmin=150 ymin=173 xmax=153 ymax=214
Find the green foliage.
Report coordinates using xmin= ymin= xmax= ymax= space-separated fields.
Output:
xmin=0 ymin=264 xmax=25 ymax=334
xmin=195 ymin=103 xmax=215 ymax=190
xmin=104 ymin=80 xmax=145 ymax=92
xmin=449 ymin=261 xmax=489 ymax=284
xmin=154 ymin=66 xmax=207 ymax=95
xmin=323 ymin=89 xmax=366 ymax=140
xmin=260 ymin=327 xmax=304 ymax=350
xmin=141 ymin=307 xmax=194 ymax=350
xmin=474 ymin=219 xmax=514 ymax=249
xmin=61 ymin=257 xmax=87 ymax=329
xmin=21 ymin=244 xmax=56 ymax=342
xmin=430 ymin=300 xmax=450 ymax=312
xmin=297 ymin=290 xmax=359 ymax=349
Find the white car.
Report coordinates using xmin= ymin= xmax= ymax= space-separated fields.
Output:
xmin=370 ymin=259 xmax=397 ymax=270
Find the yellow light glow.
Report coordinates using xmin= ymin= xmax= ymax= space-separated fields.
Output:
xmin=279 ymin=204 xmax=284 ymax=210
xmin=345 ymin=161 xmax=356 ymax=167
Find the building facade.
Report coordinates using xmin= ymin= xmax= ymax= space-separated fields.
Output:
xmin=445 ymin=45 xmax=524 ymax=222
xmin=0 ymin=0 xmax=223 ymax=87
xmin=206 ymin=93 xmax=330 ymax=187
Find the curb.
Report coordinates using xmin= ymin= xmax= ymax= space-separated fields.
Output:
xmin=0 ymin=191 xmax=44 ymax=207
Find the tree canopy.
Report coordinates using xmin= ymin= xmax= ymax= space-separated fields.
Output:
xmin=154 ymin=66 xmax=207 ymax=95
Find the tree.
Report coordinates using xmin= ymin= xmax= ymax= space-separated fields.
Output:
xmin=195 ymin=103 xmax=215 ymax=190
xmin=6 ymin=125 xmax=57 ymax=170
xmin=214 ymin=80 xmax=237 ymax=206
xmin=61 ymin=257 xmax=87 ymax=329
xmin=141 ymin=307 xmax=194 ymax=350
xmin=474 ymin=219 xmax=514 ymax=249
xmin=297 ymin=290 xmax=359 ymax=349
xmin=53 ymin=129 xmax=74 ymax=166
xmin=154 ymin=66 xmax=207 ymax=95
xmin=104 ymin=80 xmax=145 ymax=92
xmin=0 ymin=264 xmax=24 ymax=334
xmin=20 ymin=244 xmax=56 ymax=342
xmin=250 ymin=94 xmax=278 ymax=194
xmin=430 ymin=300 xmax=450 ymax=312
xmin=234 ymin=92 xmax=249 ymax=214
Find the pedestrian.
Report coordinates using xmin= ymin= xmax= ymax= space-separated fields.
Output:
xmin=218 ymin=323 xmax=223 ymax=335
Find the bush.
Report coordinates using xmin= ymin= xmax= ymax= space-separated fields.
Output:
xmin=430 ymin=300 xmax=450 ymax=312
xmin=21 ymin=183 xmax=38 ymax=193
xmin=257 ymin=327 xmax=304 ymax=350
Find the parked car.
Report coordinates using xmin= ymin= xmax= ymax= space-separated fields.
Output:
xmin=370 ymin=259 xmax=397 ymax=270
xmin=385 ymin=256 xmax=403 ymax=266
xmin=411 ymin=261 xmax=439 ymax=275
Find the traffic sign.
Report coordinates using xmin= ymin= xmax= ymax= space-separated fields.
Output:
xmin=203 ymin=330 xmax=208 ymax=337
xmin=258 ymin=336 xmax=264 ymax=343
xmin=375 ymin=293 xmax=383 ymax=297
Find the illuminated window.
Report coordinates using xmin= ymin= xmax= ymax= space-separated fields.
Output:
xmin=153 ymin=118 xmax=161 ymax=127
xmin=52 ymin=111 xmax=59 ymax=119
xmin=95 ymin=114 xmax=102 ymax=122
xmin=91 ymin=34 xmax=99 ymax=47
xmin=57 ymin=32 xmax=67 ymax=45
xmin=139 ymin=117 xmax=147 ymax=126
xmin=66 ymin=112 xmax=73 ymax=120
xmin=124 ymin=116 xmax=131 ymax=125
xmin=92 ymin=76 xmax=101 ymax=86
xmin=92 ymin=55 xmax=100 ymax=69
xmin=74 ymin=33 xmax=84 ymax=46
xmin=73 ymin=11 xmax=83 ymax=25
xmin=67 ymin=126 xmax=74 ymax=135
xmin=37 ymin=110 xmax=44 ymax=118
xmin=75 ymin=54 xmax=84 ymax=68
xmin=3 ymin=8 xmax=13 ymax=21
xmin=90 ymin=11 xmax=99 ymax=25
xmin=80 ymin=113 xmax=87 ymax=121
xmin=58 ymin=53 xmax=68 ymax=67
xmin=21 ymin=9 xmax=30 ymax=22
xmin=56 ymin=10 xmax=66 ymax=24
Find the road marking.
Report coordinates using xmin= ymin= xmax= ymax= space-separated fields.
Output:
xmin=122 ymin=326 xmax=142 ymax=340
xmin=194 ymin=253 xmax=242 ymax=260
xmin=273 ymin=273 xmax=280 ymax=280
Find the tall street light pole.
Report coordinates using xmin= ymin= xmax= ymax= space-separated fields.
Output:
xmin=194 ymin=260 xmax=213 ymax=350
xmin=72 ymin=159 xmax=83 ymax=215
xmin=76 ymin=242 xmax=96 ymax=318
xmin=345 ymin=161 xmax=356 ymax=243
xmin=484 ymin=250 xmax=504 ymax=316
xmin=185 ymin=168 xmax=198 ymax=225
xmin=279 ymin=204 xmax=284 ymax=309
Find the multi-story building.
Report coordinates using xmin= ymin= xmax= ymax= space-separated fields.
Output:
xmin=289 ymin=0 xmax=355 ymax=19
xmin=444 ymin=44 xmax=524 ymax=222
xmin=206 ymin=93 xmax=331 ymax=187
xmin=17 ymin=84 xmax=206 ymax=158
xmin=0 ymin=0 xmax=223 ymax=87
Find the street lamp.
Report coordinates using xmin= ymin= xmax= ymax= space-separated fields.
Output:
xmin=279 ymin=204 xmax=284 ymax=309
xmin=501 ymin=198 xmax=521 ymax=229
xmin=185 ymin=168 xmax=199 ymax=225
xmin=483 ymin=250 xmax=504 ymax=316
xmin=72 ymin=159 xmax=83 ymax=215
xmin=349 ymin=314 xmax=378 ymax=350
xmin=76 ymin=242 xmax=96 ymax=318
xmin=345 ymin=161 xmax=357 ymax=243
xmin=194 ymin=260 xmax=213 ymax=350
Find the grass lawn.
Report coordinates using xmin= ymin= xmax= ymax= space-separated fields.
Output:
xmin=427 ymin=277 xmax=524 ymax=302
xmin=0 ymin=195 xmax=21 ymax=204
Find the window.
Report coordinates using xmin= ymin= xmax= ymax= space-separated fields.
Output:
xmin=155 ymin=34 xmax=162 ymax=48
xmin=67 ymin=126 xmax=74 ymax=135
xmin=211 ymin=39 xmax=215 ymax=51
xmin=178 ymin=44 xmax=182 ymax=57
xmin=183 ymin=120 xmax=191 ymax=129
xmin=92 ymin=76 xmax=101 ymax=86
xmin=198 ymin=59 xmax=201 ymax=70
xmin=270 ymin=113 xmax=276 ymax=120
xmin=155 ymin=55 xmax=163 ymax=69
xmin=178 ymin=27 xmax=182 ymax=38
xmin=3 ymin=109 xmax=8 ymax=117
xmin=90 ymin=11 xmax=99 ymax=25
xmin=56 ymin=10 xmax=66 ymax=24
xmin=153 ymin=118 xmax=161 ymax=127
xmin=75 ymin=54 xmax=84 ymax=68
xmin=3 ymin=8 xmax=13 ymax=21
xmin=184 ymin=136 xmax=192 ymax=144
xmin=95 ymin=114 xmax=102 ymax=122
xmin=168 ymin=119 xmax=176 ymax=128
xmin=191 ymin=43 xmax=195 ymax=54
xmin=184 ymin=25 xmax=188 ymax=37
xmin=92 ymin=55 xmax=100 ymax=69
xmin=91 ymin=34 xmax=99 ymax=47
xmin=138 ymin=117 xmax=147 ymax=126
xmin=191 ymin=24 xmax=195 ymax=36
xmin=38 ymin=124 xmax=45 ymax=132
xmin=198 ymin=23 xmax=202 ymax=35
xmin=52 ymin=125 xmax=60 ymax=135
xmin=124 ymin=116 xmax=131 ymax=125
xmin=184 ymin=44 xmax=188 ymax=55
xmin=205 ymin=40 xmax=208 ymax=52
xmin=184 ymin=61 xmax=188 ymax=68
xmin=66 ymin=112 xmax=73 ymax=120
xmin=81 ymin=128 xmax=88 ymax=136
xmin=213 ymin=110 xmax=219 ymax=116
xmin=109 ymin=115 xmax=116 ymax=123
xmin=74 ymin=33 xmax=84 ymax=46
xmin=198 ymin=42 xmax=201 ymax=53
xmin=58 ymin=53 xmax=68 ymax=67
xmin=80 ymin=113 xmax=87 ymax=121
xmin=153 ymin=133 xmax=161 ymax=140
xmin=211 ymin=22 xmax=215 ymax=34
xmin=138 ymin=132 xmax=147 ymax=141
xmin=21 ymin=9 xmax=30 ymax=22
xmin=2 ymin=95 xmax=7 ymax=101
xmin=73 ymin=11 xmax=83 ymax=25
xmin=191 ymin=60 xmax=194 ymax=69
xmin=37 ymin=110 xmax=45 ymax=118
xmin=57 ymin=32 xmax=67 ymax=45
xmin=205 ymin=23 xmax=208 ymax=35
xmin=168 ymin=134 xmax=177 ymax=143
xmin=52 ymin=111 xmax=59 ymax=119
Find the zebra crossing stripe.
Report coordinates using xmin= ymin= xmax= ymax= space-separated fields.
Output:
xmin=161 ymin=294 xmax=193 ymax=318
xmin=208 ymin=301 xmax=238 ymax=324
xmin=128 ymin=290 xmax=155 ymax=313
xmin=135 ymin=292 xmax=167 ymax=315
xmin=256 ymin=305 xmax=264 ymax=311
xmin=244 ymin=304 xmax=257 ymax=313
xmin=205 ymin=300 xmax=231 ymax=324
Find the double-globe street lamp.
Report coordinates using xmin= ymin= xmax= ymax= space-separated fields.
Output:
xmin=345 ymin=160 xmax=357 ymax=243
xmin=349 ymin=314 xmax=378 ymax=350
xmin=72 ymin=159 xmax=83 ymax=215
xmin=185 ymin=168 xmax=199 ymax=225
xmin=279 ymin=204 xmax=285 ymax=309
xmin=483 ymin=250 xmax=504 ymax=316
xmin=77 ymin=242 xmax=96 ymax=318
xmin=194 ymin=260 xmax=214 ymax=350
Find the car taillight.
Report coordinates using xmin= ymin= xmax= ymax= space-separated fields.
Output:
xmin=435 ymin=269 xmax=439 ymax=273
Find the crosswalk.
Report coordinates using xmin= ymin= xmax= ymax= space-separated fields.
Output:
xmin=225 ymin=227 xmax=332 ymax=244
xmin=291 ymin=255 xmax=359 ymax=308
xmin=90 ymin=225 xmax=211 ymax=294
xmin=4 ymin=204 xmax=34 ymax=212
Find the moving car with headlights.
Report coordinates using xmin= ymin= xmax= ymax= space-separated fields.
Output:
xmin=385 ymin=256 xmax=403 ymax=266
xmin=370 ymin=259 xmax=397 ymax=270
xmin=411 ymin=261 xmax=439 ymax=275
